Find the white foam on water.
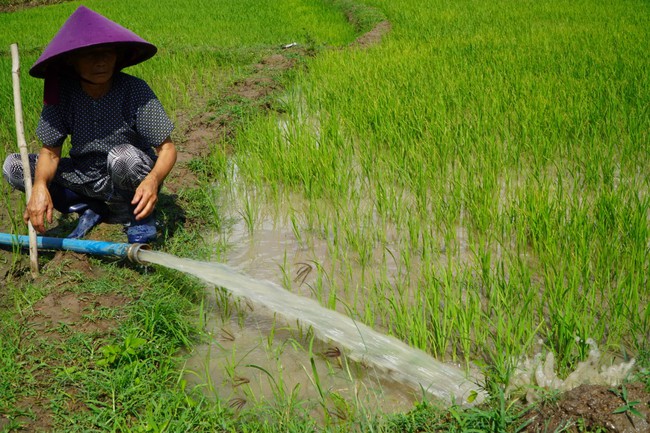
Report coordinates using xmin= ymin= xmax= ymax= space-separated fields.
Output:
xmin=508 ymin=338 xmax=636 ymax=401
xmin=138 ymin=249 xmax=486 ymax=405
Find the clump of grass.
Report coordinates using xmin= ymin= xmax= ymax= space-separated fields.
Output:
xmin=381 ymin=395 xmax=529 ymax=433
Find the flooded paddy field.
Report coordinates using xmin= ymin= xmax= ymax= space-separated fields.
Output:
xmin=1 ymin=0 xmax=649 ymax=430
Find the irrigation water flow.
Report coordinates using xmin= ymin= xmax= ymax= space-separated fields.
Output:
xmin=136 ymin=248 xmax=486 ymax=405
xmin=0 ymin=233 xmax=484 ymax=405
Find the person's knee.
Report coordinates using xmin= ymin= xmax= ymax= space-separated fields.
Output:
xmin=107 ymin=144 xmax=153 ymax=191
xmin=3 ymin=154 xmax=25 ymax=190
xmin=107 ymin=144 xmax=136 ymax=171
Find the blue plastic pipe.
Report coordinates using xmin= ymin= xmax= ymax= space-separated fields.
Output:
xmin=0 ymin=233 xmax=147 ymax=263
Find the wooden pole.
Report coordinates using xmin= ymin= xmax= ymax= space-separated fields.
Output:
xmin=10 ymin=43 xmax=39 ymax=277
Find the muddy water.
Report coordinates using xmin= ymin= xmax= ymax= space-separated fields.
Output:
xmin=138 ymin=246 xmax=484 ymax=410
xmin=180 ymin=198 xmax=438 ymax=414
xmin=185 ymin=306 xmax=421 ymax=418
xmin=199 ymin=206 xmax=428 ymax=413
xmin=138 ymin=182 xmax=485 ymax=414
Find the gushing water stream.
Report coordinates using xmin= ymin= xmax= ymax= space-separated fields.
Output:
xmin=137 ymin=249 xmax=485 ymax=405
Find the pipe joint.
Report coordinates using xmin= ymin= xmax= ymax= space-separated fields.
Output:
xmin=127 ymin=243 xmax=150 ymax=264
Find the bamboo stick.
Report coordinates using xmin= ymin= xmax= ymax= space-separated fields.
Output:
xmin=10 ymin=43 xmax=39 ymax=277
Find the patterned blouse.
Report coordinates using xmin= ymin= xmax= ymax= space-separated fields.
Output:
xmin=36 ymin=72 xmax=174 ymax=189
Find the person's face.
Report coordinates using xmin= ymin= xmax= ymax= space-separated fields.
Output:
xmin=71 ymin=46 xmax=118 ymax=85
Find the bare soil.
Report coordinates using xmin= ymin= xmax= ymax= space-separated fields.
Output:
xmin=0 ymin=0 xmax=66 ymax=13
xmin=522 ymin=383 xmax=650 ymax=432
xmin=352 ymin=20 xmax=391 ymax=48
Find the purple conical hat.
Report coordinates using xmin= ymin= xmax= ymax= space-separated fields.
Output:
xmin=29 ymin=5 xmax=157 ymax=79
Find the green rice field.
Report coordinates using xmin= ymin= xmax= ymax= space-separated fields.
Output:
xmin=231 ymin=0 xmax=650 ymax=382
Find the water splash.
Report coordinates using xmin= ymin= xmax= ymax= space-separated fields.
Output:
xmin=138 ymin=249 xmax=486 ymax=405
xmin=509 ymin=338 xmax=636 ymax=401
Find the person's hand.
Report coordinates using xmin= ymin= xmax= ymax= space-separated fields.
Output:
xmin=24 ymin=183 xmax=54 ymax=233
xmin=131 ymin=175 xmax=159 ymax=220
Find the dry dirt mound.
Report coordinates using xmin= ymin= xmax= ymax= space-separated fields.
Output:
xmin=522 ymin=383 xmax=650 ymax=432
